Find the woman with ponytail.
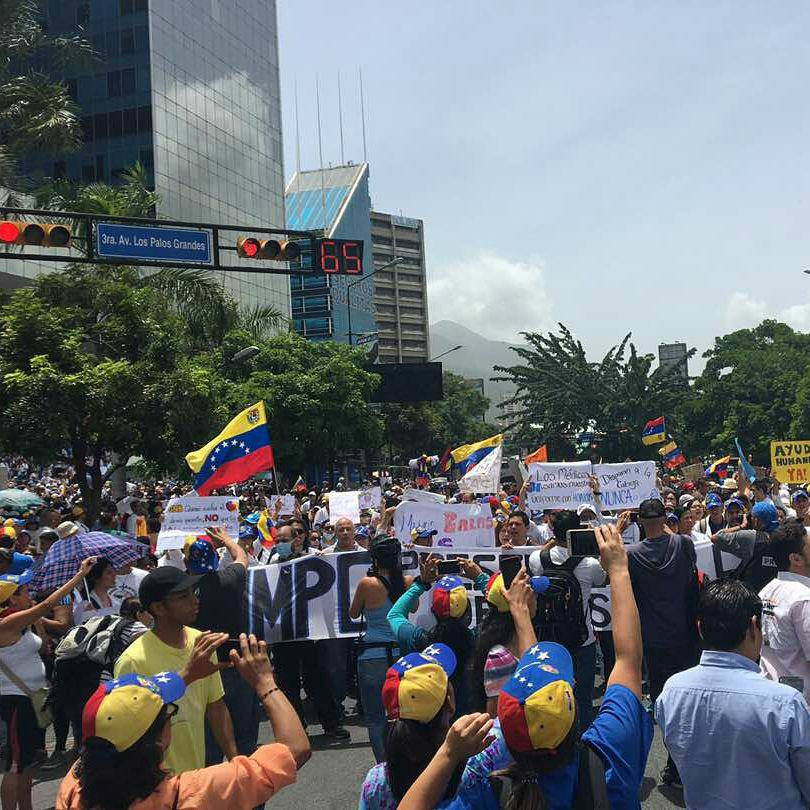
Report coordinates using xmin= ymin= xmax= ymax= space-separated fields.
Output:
xmin=398 ymin=525 xmax=654 ymax=810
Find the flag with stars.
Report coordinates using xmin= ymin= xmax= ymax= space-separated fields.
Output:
xmin=185 ymin=401 xmax=274 ymax=496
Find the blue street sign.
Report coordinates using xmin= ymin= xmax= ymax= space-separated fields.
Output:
xmin=96 ymin=223 xmax=212 ymax=265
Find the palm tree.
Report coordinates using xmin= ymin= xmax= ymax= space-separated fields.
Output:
xmin=0 ymin=0 xmax=93 ymax=195
xmin=35 ymin=164 xmax=288 ymax=347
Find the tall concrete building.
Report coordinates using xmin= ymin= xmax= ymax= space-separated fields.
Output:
xmin=285 ymin=163 xmax=375 ymax=342
xmin=370 ymin=212 xmax=430 ymax=362
xmin=658 ymin=342 xmax=689 ymax=382
xmin=19 ymin=0 xmax=288 ymax=312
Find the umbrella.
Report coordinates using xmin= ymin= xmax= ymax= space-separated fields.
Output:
xmin=31 ymin=531 xmax=147 ymax=595
xmin=0 ymin=489 xmax=45 ymax=512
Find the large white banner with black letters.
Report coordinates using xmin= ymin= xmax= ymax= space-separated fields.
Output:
xmin=246 ymin=537 xmax=743 ymax=642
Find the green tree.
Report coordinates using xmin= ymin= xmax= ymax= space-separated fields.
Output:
xmin=0 ymin=264 xmax=229 ymax=520
xmin=228 ymin=332 xmax=383 ymax=475
xmin=35 ymin=166 xmax=287 ymax=349
xmin=494 ymin=324 xmax=694 ymax=460
xmin=678 ymin=320 xmax=810 ymax=463
xmin=0 ymin=0 xmax=93 ymax=191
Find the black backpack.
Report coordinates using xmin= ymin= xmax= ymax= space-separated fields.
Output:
xmin=491 ymin=742 xmax=609 ymax=809
xmin=733 ymin=535 xmax=778 ymax=592
xmin=535 ymin=552 xmax=589 ymax=650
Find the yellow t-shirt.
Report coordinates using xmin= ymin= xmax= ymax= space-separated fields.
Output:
xmin=113 ymin=627 xmax=224 ymax=775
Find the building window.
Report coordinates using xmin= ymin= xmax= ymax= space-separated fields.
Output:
xmin=123 ymin=107 xmax=137 ymax=135
xmin=395 ymin=238 xmax=421 ymax=250
xmin=81 ymin=116 xmax=94 ymax=143
xmin=135 ymin=0 xmax=147 ymax=10
xmin=76 ymin=3 xmax=90 ymax=25
xmin=53 ymin=161 xmax=66 ymax=179
xmin=107 ymin=71 xmax=121 ymax=97
xmin=374 ymin=236 xmax=392 ymax=247
xmin=81 ymin=163 xmax=95 ymax=182
xmin=138 ymin=148 xmax=153 ymax=169
xmin=95 ymin=155 xmax=105 ymax=181
xmin=121 ymin=68 xmax=136 ymax=95
xmin=66 ymin=79 xmax=78 ymax=102
xmin=137 ymin=105 xmax=152 ymax=133
xmin=94 ymin=112 xmax=108 ymax=139
xmin=121 ymin=29 xmax=135 ymax=54
xmin=108 ymin=109 xmax=123 ymax=137
xmin=106 ymin=31 xmax=119 ymax=57
xmin=119 ymin=0 xmax=134 ymax=15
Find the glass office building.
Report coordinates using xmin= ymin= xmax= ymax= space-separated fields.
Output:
xmin=286 ymin=163 xmax=375 ymax=342
xmin=19 ymin=0 xmax=288 ymax=313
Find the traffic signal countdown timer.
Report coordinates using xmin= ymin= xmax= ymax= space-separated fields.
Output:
xmin=235 ymin=235 xmax=364 ymax=276
xmin=0 ymin=221 xmax=71 ymax=248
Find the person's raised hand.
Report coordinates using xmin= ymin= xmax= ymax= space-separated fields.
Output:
xmin=504 ymin=567 xmax=533 ymax=614
xmin=77 ymin=557 xmax=98 ymax=578
xmin=181 ymin=631 xmax=231 ymax=684
xmin=229 ymin=633 xmax=275 ymax=692
xmin=616 ymin=511 xmax=632 ymax=536
xmin=459 ymin=558 xmax=483 ymax=581
xmin=205 ymin=526 xmax=231 ymax=547
xmin=442 ymin=713 xmax=496 ymax=762
xmin=594 ymin=524 xmax=626 ymax=575
xmin=419 ymin=553 xmax=440 ymax=584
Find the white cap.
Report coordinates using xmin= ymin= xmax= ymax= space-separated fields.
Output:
xmin=577 ymin=503 xmax=597 ymax=517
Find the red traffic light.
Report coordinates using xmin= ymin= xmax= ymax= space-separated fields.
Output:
xmin=237 ymin=237 xmax=260 ymax=258
xmin=0 ymin=222 xmax=20 ymax=244
xmin=0 ymin=221 xmax=70 ymax=247
xmin=236 ymin=236 xmax=302 ymax=261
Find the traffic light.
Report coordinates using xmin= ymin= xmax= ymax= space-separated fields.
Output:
xmin=236 ymin=237 xmax=301 ymax=261
xmin=0 ymin=221 xmax=71 ymax=247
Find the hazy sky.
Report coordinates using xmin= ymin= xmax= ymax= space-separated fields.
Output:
xmin=278 ymin=1 xmax=810 ymax=363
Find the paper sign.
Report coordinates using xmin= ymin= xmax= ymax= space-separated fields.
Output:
xmin=401 ymin=488 xmax=446 ymax=504
xmin=277 ymin=494 xmax=296 ymax=516
xmin=526 ymin=462 xmax=593 ymax=510
xmin=328 ymin=491 xmax=360 ymax=524
xmin=771 ymin=441 xmax=810 ymax=483
xmin=157 ymin=496 xmax=240 ymax=552
xmin=592 ymin=462 xmax=658 ymax=510
xmin=393 ymin=500 xmax=495 ymax=548
xmin=358 ymin=487 xmax=381 ymax=511
xmin=681 ymin=463 xmax=705 ymax=483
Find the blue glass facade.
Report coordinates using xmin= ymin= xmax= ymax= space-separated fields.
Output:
xmin=19 ymin=0 xmax=289 ymax=313
xmin=285 ymin=163 xmax=375 ymax=343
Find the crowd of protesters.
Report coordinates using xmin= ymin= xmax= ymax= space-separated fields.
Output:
xmin=0 ymin=455 xmax=808 ymax=808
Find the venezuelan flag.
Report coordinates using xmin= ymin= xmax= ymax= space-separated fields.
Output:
xmin=451 ymin=434 xmax=502 ymax=477
xmin=658 ymin=441 xmax=678 ymax=456
xmin=642 ymin=417 xmax=666 ymax=446
xmin=662 ymin=447 xmax=686 ymax=469
xmin=705 ymin=455 xmax=732 ymax=480
xmin=185 ymin=402 xmax=274 ymax=496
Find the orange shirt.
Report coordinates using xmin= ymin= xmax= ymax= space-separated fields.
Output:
xmin=56 ymin=743 xmax=297 ymax=810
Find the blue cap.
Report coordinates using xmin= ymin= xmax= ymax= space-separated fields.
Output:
xmin=393 ymin=644 xmax=457 ymax=679
xmin=665 ymin=512 xmax=678 ymax=524
xmin=706 ymin=494 xmax=723 ymax=509
xmin=185 ymin=539 xmax=219 ymax=574
xmin=238 ymin=523 xmax=258 ymax=541
xmin=355 ymin=525 xmax=371 ymax=538
xmin=244 ymin=511 xmax=261 ymax=525
xmin=752 ymin=500 xmax=779 ymax=532
xmin=792 ymin=490 xmax=809 ymax=502
xmin=727 ymin=498 xmax=745 ymax=510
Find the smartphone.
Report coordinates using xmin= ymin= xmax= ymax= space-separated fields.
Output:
xmin=567 ymin=528 xmax=600 ymax=557
xmin=437 ymin=559 xmax=461 ymax=576
xmin=500 ymin=555 xmax=523 ymax=588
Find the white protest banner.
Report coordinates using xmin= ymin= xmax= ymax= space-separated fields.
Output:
xmin=276 ymin=494 xmax=297 ymax=516
xmin=328 ymin=491 xmax=360 ymax=524
xmin=527 ymin=461 xmax=593 ymax=510
xmin=401 ymin=487 xmax=446 ymax=504
xmin=246 ymin=536 xmax=748 ymax=642
xmin=157 ymin=496 xmax=239 ymax=552
xmin=358 ymin=486 xmax=382 ymax=511
xmin=458 ymin=443 xmax=503 ymax=494
xmin=393 ymin=500 xmax=495 ymax=548
xmin=592 ymin=462 xmax=659 ymax=510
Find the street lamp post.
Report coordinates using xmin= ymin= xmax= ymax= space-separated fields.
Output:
xmin=346 ymin=256 xmax=403 ymax=345
xmin=430 ymin=344 xmax=463 ymax=362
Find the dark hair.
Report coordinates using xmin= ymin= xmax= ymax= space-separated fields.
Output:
xmin=490 ymin=724 xmax=580 ymax=809
xmin=370 ymin=542 xmax=406 ymax=602
xmin=0 ymin=536 xmax=13 ymax=550
xmin=86 ymin=557 xmax=113 ymax=592
xmin=673 ymin=505 xmax=693 ymax=522
xmin=507 ymin=510 xmax=530 ymax=528
xmin=119 ymin=597 xmax=143 ymax=620
xmin=753 ymin=478 xmax=771 ymax=493
xmin=471 ymin=608 xmax=516 ymax=711
xmin=552 ymin=510 xmax=580 ymax=543
xmin=146 ymin=517 xmax=162 ymax=534
xmin=385 ymin=711 xmax=462 ymax=802
xmin=76 ymin=706 xmax=170 ymax=810
xmin=769 ymin=518 xmax=807 ymax=571
xmin=698 ymin=579 xmax=762 ymax=650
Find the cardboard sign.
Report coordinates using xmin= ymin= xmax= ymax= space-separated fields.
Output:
xmin=156 ymin=496 xmax=239 ymax=552
xmin=277 ymin=494 xmax=297 ymax=516
xmin=592 ymin=462 xmax=658 ymax=510
xmin=771 ymin=441 xmax=810 ymax=483
xmin=681 ymin=463 xmax=705 ymax=483
xmin=393 ymin=500 xmax=495 ymax=548
xmin=358 ymin=486 xmax=382 ymax=511
xmin=328 ymin=491 xmax=360 ymax=524
xmin=526 ymin=461 xmax=592 ymax=510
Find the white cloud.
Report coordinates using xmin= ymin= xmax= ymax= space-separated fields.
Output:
xmin=723 ymin=291 xmax=810 ymax=332
xmin=427 ymin=252 xmax=554 ymax=342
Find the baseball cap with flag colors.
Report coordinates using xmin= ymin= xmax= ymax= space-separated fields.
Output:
xmin=485 ymin=572 xmax=550 ymax=614
xmin=498 ymin=642 xmax=576 ymax=753
xmin=82 ymin=671 xmax=185 ymax=752
xmin=382 ymin=643 xmax=457 ymax=723
xmin=432 ymin=575 xmax=469 ymax=619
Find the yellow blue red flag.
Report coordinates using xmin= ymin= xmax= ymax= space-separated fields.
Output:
xmin=185 ymin=402 xmax=274 ymax=496
xmin=451 ymin=434 xmax=502 ymax=477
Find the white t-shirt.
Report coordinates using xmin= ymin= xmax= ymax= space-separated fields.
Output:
xmin=529 ymin=547 xmax=607 ymax=646
xmin=527 ymin=521 xmax=553 ymax=545
xmin=760 ymin=571 xmax=810 ymax=702
xmin=313 ymin=507 xmax=330 ymax=527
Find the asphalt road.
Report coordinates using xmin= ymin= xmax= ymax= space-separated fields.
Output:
xmin=31 ymin=708 xmax=686 ymax=809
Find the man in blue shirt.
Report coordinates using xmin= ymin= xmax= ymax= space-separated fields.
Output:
xmin=656 ymin=578 xmax=810 ymax=810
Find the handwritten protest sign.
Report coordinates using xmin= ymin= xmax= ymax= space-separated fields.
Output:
xmin=771 ymin=441 xmax=810 ymax=483
xmin=246 ymin=537 xmax=741 ymax=642
xmin=358 ymin=486 xmax=381 ymax=511
xmin=328 ymin=491 xmax=360 ymax=524
xmin=276 ymin=494 xmax=297 ymax=516
xmin=526 ymin=461 xmax=592 ymax=510
xmin=157 ymin=496 xmax=239 ymax=552
xmin=681 ymin=463 xmax=705 ymax=483
xmin=393 ymin=500 xmax=495 ymax=548
xmin=592 ymin=462 xmax=658 ymax=510
xmin=401 ymin=488 xmax=446 ymax=504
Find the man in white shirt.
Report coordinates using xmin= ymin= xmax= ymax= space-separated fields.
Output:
xmin=759 ymin=519 xmax=810 ymax=701
xmin=528 ymin=510 xmax=607 ymax=726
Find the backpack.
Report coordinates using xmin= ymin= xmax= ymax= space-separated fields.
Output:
xmin=491 ymin=742 xmax=609 ymax=809
xmin=733 ymin=535 xmax=778 ymax=592
xmin=536 ymin=552 xmax=589 ymax=650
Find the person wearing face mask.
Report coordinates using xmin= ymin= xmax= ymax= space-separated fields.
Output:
xmin=320 ymin=524 xmax=335 ymax=546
